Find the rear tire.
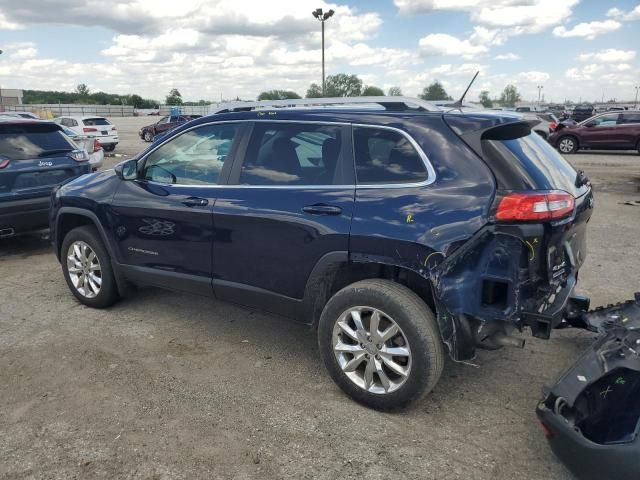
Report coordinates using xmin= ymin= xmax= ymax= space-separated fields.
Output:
xmin=557 ymin=135 xmax=578 ymax=154
xmin=61 ymin=226 xmax=120 ymax=308
xmin=318 ymin=279 xmax=445 ymax=410
xmin=103 ymin=144 xmax=116 ymax=152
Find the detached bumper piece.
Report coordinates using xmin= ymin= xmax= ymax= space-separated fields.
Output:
xmin=537 ymin=293 xmax=640 ymax=480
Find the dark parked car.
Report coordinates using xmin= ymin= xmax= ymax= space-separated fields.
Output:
xmin=570 ymin=104 xmax=595 ymax=122
xmin=50 ymin=97 xmax=594 ymax=410
xmin=549 ymin=111 xmax=640 ymax=154
xmin=139 ymin=115 xmax=199 ymax=142
xmin=0 ymin=118 xmax=91 ymax=238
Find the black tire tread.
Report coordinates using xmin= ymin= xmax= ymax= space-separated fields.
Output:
xmin=318 ymin=278 xmax=445 ymax=410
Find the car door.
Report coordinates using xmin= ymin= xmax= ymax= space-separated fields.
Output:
xmin=617 ymin=113 xmax=640 ymax=148
xmin=580 ymin=113 xmax=621 ymax=147
xmin=109 ymin=121 xmax=244 ymax=296
xmin=211 ymin=120 xmax=355 ymax=318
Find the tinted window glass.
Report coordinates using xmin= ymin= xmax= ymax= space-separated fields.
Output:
xmin=482 ymin=131 xmax=585 ymax=196
xmin=353 ymin=127 xmax=427 ymax=184
xmin=239 ymin=123 xmax=343 ymax=185
xmin=0 ymin=123 xmax=73 ymax=160
xmin=83 ymin=117 xmax=110 ymax=126
xmin=590 ymin=114 xmax=618 ymax=126
xmin=142 ymin=123 xmax=238 ymax=185
xmin=620 ymin=114 xmax=640 ymax=124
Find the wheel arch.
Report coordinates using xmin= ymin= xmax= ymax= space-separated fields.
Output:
xmin=297 ymin=252 xmax=466 ymax=356
xmin=54 ymin=208 xmax=129 ymax=297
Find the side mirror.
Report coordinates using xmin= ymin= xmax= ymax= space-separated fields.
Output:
xmin=585 ymin=121 xmax=595 ymax=128
xmin=115 ymin=159 xmax=138 ymax=180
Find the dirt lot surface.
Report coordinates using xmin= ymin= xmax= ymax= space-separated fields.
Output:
xmin=1 ymin=116 xmax=639 ymax=479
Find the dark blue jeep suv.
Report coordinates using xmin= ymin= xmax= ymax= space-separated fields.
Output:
xmin=50 ymin=98 xmax=594 ymax=409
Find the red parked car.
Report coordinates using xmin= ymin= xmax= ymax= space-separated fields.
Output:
xmin=549 ymin=111 xmax=640 ymax=154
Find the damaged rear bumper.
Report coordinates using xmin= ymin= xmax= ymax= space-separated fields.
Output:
xmin=537 ymin=294 xmax=640 ymax=480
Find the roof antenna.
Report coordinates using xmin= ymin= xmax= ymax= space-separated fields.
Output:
xmin=451 ymin=70 xmax=479 ymax=108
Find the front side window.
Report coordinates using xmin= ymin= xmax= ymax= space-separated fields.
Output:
xmin=590 ymin=114 xmax=619 ymax=126
xmin=239 ymin=123 xmax=344 ymax=185
xmin=353 ymin=126 xmax=428 ymax=184
xmin=142 ymin=123 xmax=239 ymax=185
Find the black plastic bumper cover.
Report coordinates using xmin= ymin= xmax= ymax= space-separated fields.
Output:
xmin=537 ymin=294 xmax=640 ymax=480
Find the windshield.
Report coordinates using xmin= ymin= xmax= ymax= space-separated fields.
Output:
xmin=0 ymin=124 xmax=74 ymax=160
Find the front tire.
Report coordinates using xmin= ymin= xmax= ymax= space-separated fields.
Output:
xmin=143 ymin=131 xmax=154 ymax=142
xmin=557 ymin=135 xmax=578 ymax=154
xmin=318 ymin=279 xmax=445 ymax=410
xmin=61 ymin=226 xmax=120 ymax=308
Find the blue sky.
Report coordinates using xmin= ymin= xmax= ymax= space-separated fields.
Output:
xmin=0 ymin=0 xmax=639 ymax=103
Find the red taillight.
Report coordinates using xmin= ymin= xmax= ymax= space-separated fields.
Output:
xmin=93 ymin=139 xmax=102 ymax=153
xmin=111 ymin=126 xmax=117 ymax=131
xmin=495 ymin=191 xmax=575 ymax=222
xmin=540 ymin=421 xmax=555 ymax=439
xmin=0 ymin=158 xmax=9 ymax=169
xmin=549 ymin=122 xmax=557 ymax=131
xmin=83 ymin=127 xmax=97 ymax=133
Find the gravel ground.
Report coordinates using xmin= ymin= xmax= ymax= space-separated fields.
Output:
xmin=1 ymin=116 xmax=639 ymax=479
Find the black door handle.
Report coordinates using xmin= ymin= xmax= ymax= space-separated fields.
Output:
xmin=302 ymin=204 xmax=342 ymax=215
xmin=181 ymin=197 xmax=209 ymax=207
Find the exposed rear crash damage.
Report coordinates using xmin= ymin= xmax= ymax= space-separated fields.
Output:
xmin=537 ymin=294 xmax=640 ymax=480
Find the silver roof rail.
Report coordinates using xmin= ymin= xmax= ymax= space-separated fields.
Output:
xmin=209 ymin=96 xmax=441 ymax=114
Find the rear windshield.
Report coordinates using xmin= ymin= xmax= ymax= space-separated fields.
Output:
xmin=83 ymin=117 xmax=110 ymax=126
xmin=481 ymin=125 xmax=586 ymax=196
xmin=0 ymin=123 xmax=74 ymax=160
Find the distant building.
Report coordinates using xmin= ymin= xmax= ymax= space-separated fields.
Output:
xmin=0 ymin=89 xmax=24 ymax=107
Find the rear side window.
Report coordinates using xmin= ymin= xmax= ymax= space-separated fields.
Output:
xmin=83 ymin=118 xmax=110 ymax=126
xmin=239 ymin=123 xmax=345 ymax=185
xmin=0 ymin=124 xmax=73 ymax=160
xmin=620 ymin=114 xmax=640 ymax=124
xmin=353 ymin=126 xmax=427 ymax=184
xmin=481 ymin=126 xmax=585 ymax=196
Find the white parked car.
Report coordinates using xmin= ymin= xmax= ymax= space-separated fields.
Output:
xmin=60 ymin=125 xmax=104 ymax=170
xmin=53 ymin=116 xmax=118 ymax=152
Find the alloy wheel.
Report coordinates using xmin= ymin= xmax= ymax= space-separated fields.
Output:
xmin=332 ymin=306 xmax=412 ymax=394
xmin=559 ymin=138 xmax=575 ymax=153
xmin=66 ymin=241 xmax=102 ymax=298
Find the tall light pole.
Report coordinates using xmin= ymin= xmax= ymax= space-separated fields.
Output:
xmin=537 ymin=85 xmax=543 ymax=105
xmin=312 ymin=8 xmax=335 ymax=96
xmin=635 ymin=86 xmax=639 ymax=110
xmin=0 ymin=49 xmax=3 ymax=108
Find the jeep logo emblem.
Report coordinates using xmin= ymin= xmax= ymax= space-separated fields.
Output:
xmin=38 ymin=160 xmax=53 ymax=167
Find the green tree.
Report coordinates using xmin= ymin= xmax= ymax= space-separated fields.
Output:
xmin=166 ymin=88 xmax=183 ymax=106
xmin=306 ymin=83 xmax=323 ymax=98
xmin=388 ymin=86 xmax=403 ymax=96
xmin=325 ymin=73 xmax=363 ymax=97
xmin=478 ymin=90 xmax=493 ymax=108
xmin=257 ymin=90 xmax=302 ymax=101
xmin=499 ymin=84 xmax=521 ymax=107
xmin=418 ymin=81 xmax=451 ymax=101
xmin=129 ymin=94 xmax=144 ymax=108
xmin=361 ymin=85 xmax=385 ymax=96
xmin=75 ymin=83 xmax=90 ymax=96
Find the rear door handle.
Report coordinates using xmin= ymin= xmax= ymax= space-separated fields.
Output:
xmin=181 ymin=197 xmax=209 ymax=207
xmin=302 ymin=204 xmax=342 ymax=215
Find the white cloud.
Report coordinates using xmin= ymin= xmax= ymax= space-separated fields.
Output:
xmin=606 ymin=4 xmax=640 ymax=21
xmin=553 ymin=20 xmax=621 ymax=39
xmin=419 ymin=33 xmax=488 ymax=59
xmin=494 ymin=53 xmax=520 ymax=60
xmin=2 ymin=42 xmax=38 ymax=59
xmin=517 ymin=71 xmax=550 ymax=83
xmin=578 ymin=49 xmax=636 ymax=62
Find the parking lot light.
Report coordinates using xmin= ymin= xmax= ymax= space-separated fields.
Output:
xmin=312 ymin=8 xmax=335 ymax=96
